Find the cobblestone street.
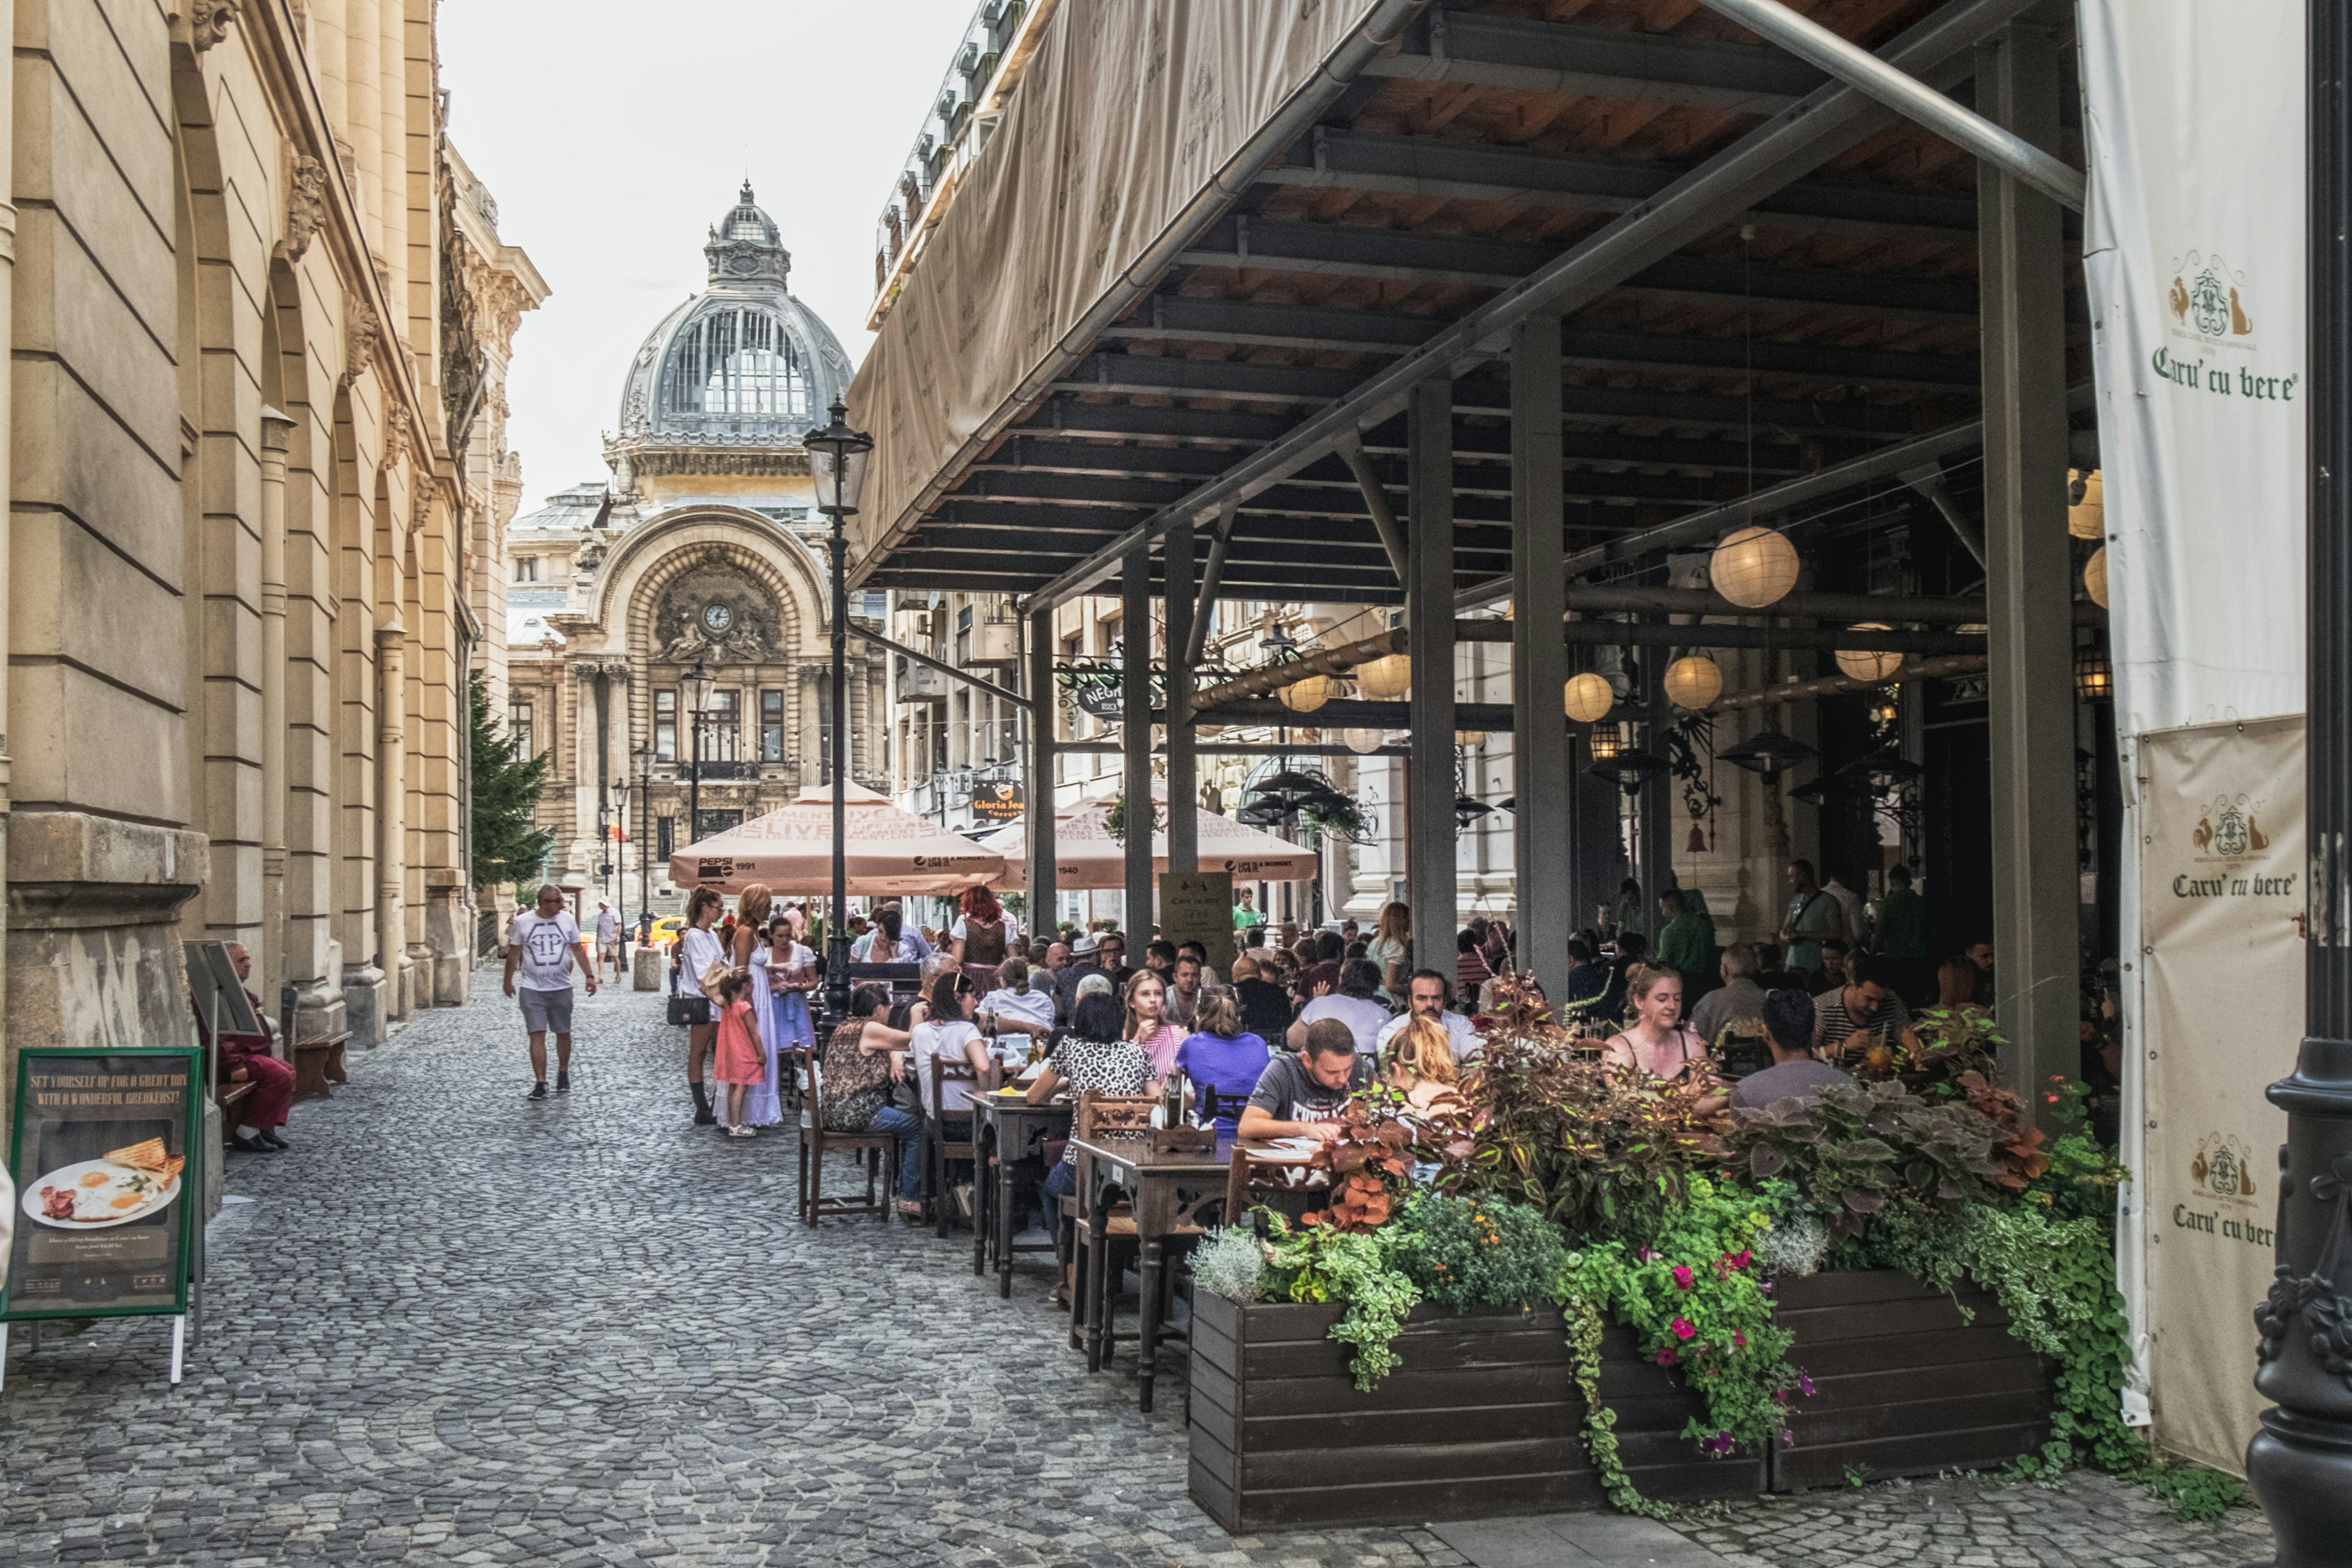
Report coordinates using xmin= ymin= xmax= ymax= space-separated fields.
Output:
xmin=0 ymin=979 xmax=2275 ymax=1568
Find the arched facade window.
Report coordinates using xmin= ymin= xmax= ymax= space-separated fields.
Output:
xmin=657 ymin=307 xmax=811 ymax=424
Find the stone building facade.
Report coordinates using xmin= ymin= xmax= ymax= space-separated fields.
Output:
xmin=0 ymin=0 xmax=546 ymax=1128
xmin=505 ymin=186 xmax=887 ymax=919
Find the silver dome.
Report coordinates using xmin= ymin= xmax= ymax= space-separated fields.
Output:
xmin=614 ymin=183 xmax=853 ymax=447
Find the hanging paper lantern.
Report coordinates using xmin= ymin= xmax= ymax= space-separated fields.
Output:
xmin=1663 ymin=654 xmax=1724 ymax=709
xmin=1277 ymin=673 xmax=1332 ymax=713
xmin=1563 ymin=671 xmax=1615 ymax=723
xmin=2068 ymin=468 xmax=2105 ymax=540
xmin=1342 ymin=728 xmax=1384 ymax=755
xmin=1354 ymin=652 xmax=1412 ymax=700
xmin=2084 ymin=545 xmax=2109 ymax=608
xmin=1834 ymin=625 xmax=1905 ymax=683
xmin=1455 ymin=730 xmax=1488 ymax=747
xmin=1709 ymin=524 xmax=1801 ymax=609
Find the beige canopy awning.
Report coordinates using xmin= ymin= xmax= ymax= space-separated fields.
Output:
xmin=669 ymin=782 xmax=1005 ymax=895
xmin=987 ymin=798 xmax=1320 ymax=891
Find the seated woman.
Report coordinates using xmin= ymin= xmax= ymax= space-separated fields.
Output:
xmin=1027 ymin=992 xmax=1155 ymax=1306
xmin=1382 ymin=1009 xmax=1466 ymax=1113
xmin=1123 ymin=970 xmax=1186 ymax=1079
xmin=976 ymin=957 xmax=1056 ymax=1058
xmin=818 ymin=983 xmax=922 ymax=1218
xmin=1601 ymin=964 xmax=1717 ymax=1098
xmin=1173 ymin=986 xmax=1269 ymax=1133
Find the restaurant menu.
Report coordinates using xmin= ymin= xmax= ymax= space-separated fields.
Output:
xmin=6 ymin=1048 xmax=200 ymax=1319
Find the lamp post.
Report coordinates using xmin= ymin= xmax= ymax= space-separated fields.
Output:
xmin=804 ymin=399 xmax=873 ymax=1031
xmin=681 ymin=658 xmax=715 ymax=853
xmin=633 ymin=742 xmax=654 ymax=929
xmin=2245 ymin=6 xmax=2352 ymax=1553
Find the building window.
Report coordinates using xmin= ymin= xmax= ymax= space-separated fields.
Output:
xmin=655 ymin=689 xmax=676 ymax=762
xmin=657 ymin=815 xmax=674 ymax=862
xmin=509 ymin=699 xmax=535 ymax=759
xmin=514 ymin=556 xmax=538 ymax=583
xmin=707 ymin=688 xmax=742 ymax=761
xmin=760 ymin=688 xmax=786 ymax=761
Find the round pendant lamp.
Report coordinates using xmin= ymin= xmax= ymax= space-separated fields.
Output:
xmin=1563 ymin=671 xmax=1615 ymax=723
xmin=1663 ymin=654 xmax=1724 ymax=709
xmin=1277 ymin=673 xmax=1332 ymax=713
xmin=2068 ymin=468 xmax=2105 ymax=540
xmin=1342 ymin=727 xmax=1384 ymax=755
xmin=1709 ymin=525 xmax=1801 ymax=609
xmin=1354 ymin=652 xmax=1412 ymax=701
xmin=1833 ymin=625 xmax=1905 ymax=684
xmin=2084 ymin=545 xmax=2110 ymax=608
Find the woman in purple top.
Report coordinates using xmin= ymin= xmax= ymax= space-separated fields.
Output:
xmin=1173 ymin=987 xmax=1270 ymax=1134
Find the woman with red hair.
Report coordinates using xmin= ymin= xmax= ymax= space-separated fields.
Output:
xmin=949 ymin=883 xmax=1017 ymax=993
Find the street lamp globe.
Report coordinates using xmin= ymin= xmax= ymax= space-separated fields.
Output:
xmin=804 ymin=399 xmax=874 ymax=518
xmin=680 ymin=659 xmax=716 ymax=718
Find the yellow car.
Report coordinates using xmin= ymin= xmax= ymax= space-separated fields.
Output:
xmin=647 ymin=916 xmax=685 ymax=949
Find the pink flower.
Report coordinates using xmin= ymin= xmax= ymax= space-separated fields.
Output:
xmin=1730 ymin=1250 xmax=1752 ymax=1271
xmin=1798 ymin=1374 xmax=1816 ymax=1397
xmin=1656 ymin=1347 xmax=1678 ymax=1366
xmin=1672 ymin=1265 xmax=1695 ymax=1289
xmin=1637 ymin=1246 xmax=1658 ymax=1262
xmin=1733 ymin=1331 xmax=1747 ymax=1349
xmin=1703 ymin=1431 xmax=1735 ymax=1456
xmin=1758 ymin=1281 xmax=1774 ymax=1297
xmin=1672 ymin=1317 xmax=1697 ymax=1341
xmin=1782 ymin=1429 xmax=1797 ymax=1448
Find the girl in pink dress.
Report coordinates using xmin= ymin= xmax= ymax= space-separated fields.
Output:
xmin=712 ymin=969 xmax=765 ymax=1139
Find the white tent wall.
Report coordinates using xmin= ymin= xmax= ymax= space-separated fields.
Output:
xmin=2079 ymin=0 xmax=2307 ymax=1476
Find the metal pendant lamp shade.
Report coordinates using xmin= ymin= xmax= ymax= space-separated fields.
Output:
xmin=1719 ymin=725 xmax=1817 ymax=781
xmin=1277 ymin=673 xmax=1333 ymax=713
xmin=1254 ymin=767 xmax=1326 ymax=795
xmin=1709 ymin=525 xmax=1801 ymax=609
xmin=1663 ymin=654 xmax=1724 ymax=709
xmin=1453 ymin=794 xmax=1495 ymax=827
xmin=2083 ymin=544 xmax=2111 ymax=608
xmin=1354 ymin=652 xmax=1412 ymax=700
xmin=1834 ymin=626 xmax=1905 ymax=683
xmin=1588 ymin=747 xmax=1668 ymax=796
xmin=1563 ymin=671 xmax=1615 ymax=723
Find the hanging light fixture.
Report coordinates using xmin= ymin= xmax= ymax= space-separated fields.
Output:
xmin=2068 ymin=468 xmax=2105 ymax=540
xmin=1663 ymin=654 xmax=1724 ymax=709
xmin=2074 ymin=645 xmax=2115 ymax=701
xmin=1834 ymin=625 xmax=1905 ymax=684
xmin=1277 ymin=673 xmax=1332 ymax=713
xmin=1586 ymin=722 xmax=1627 ymax=761
xmin=1355 ymin=652 xmax=1412 ymax=700
xmin=1454 ymin=794 xmax=1496 ymax=827
xmin=2084 ymin=545 xmax=2111 ymax=608
xmin=1588 ymin=747 xmax=1669 ymax=797
xmin=1455 ymin=729 xmax=1488 ymax=747
xmin=1563 ymin=671 xmax=1615 ymax=723
xmin=1719 ymin=725 xmax=1818 ymax=782
xmin=1709 ymin=524 xmax=1801 ymax=609
xmin=1342 ymin=727 xmax=1384 ymax=755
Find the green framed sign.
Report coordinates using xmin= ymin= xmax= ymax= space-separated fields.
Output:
xmin=4 ymin=1046 xmax=202 ymax=1321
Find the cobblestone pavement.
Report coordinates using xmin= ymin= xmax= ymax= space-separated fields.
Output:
xmin=0 ymin=980 xmax=2273 ymax=1567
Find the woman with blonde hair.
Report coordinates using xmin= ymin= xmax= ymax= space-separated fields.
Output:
xmin=1600 ymin=964 xmax=1708 ymax=1085
xmin=1123 ymin=968 xmax=1185 ymax=1078
xmin=1366 ymin=900 xmax=1412 ymax=1000
xmin=728 ymin=883 xmax=773 ymax=970
xmin=1384 ymin=1011 xmax=1462 ymax=1110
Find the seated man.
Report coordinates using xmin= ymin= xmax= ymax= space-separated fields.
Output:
xmin=1374 ymin=970 xmax=1479 ymax=1062
xmin=191 ymin=942 xmax=298 ymax=1153
xmin=1239 ymin=1019 xmax=1372 ymax=1142
xmin=1728 ymin=989 xmax=1851 ymax=1110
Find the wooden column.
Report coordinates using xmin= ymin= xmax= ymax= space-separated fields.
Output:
xmin=1406 ymin=380 xmax=1457 ymax=974
xmin=1509 ymin=316 xmax=1571 ymax=1003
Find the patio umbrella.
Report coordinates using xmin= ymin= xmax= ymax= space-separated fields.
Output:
xmin=668 ymin=781 xmax=1005 ymax=895
xmin=987 ymin=796 xmax=1321 ymax=889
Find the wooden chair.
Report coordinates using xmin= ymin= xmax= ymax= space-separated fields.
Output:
xmin=796 ymin=1053 xmax=894 ymax=1226
xmin=1065 ymin=1091 xmax=1156 ymax=1354
xmin=927 ymin=1050 xmax=987 ymax=1238
xmin=1223 ymin=1143 xmax=1325 ymax=1233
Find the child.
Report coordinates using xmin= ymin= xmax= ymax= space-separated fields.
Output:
xmin=712 ymin=967 xmax=764 ymax=1138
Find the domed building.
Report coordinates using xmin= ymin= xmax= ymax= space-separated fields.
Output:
xmin=504 ymin=184 xmax=888 ymax=916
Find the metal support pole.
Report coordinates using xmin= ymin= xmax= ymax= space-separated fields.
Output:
xmin=1121 ymin=548 xmax=1155 ymax=938
xmin=1640 ymin=622 xmax=1679 ymax=929
xmin=824 ymin=514 xmax=851 ymax=1028
xmin=2244 ymin=1 xmax=2352 ymax=1550
xmin=1509 ymin=315 xmax=1572 ymax=1004
xmin=1026 ymin=604 xmax=1058 ymax=937
xmin=1976 ymin=21 xmax=2075 ymax=1128
xmin=1164 ymin=524 xmax=1198 ymax=875
xmin=1406 ymin=380 xmax=1458 ymax=974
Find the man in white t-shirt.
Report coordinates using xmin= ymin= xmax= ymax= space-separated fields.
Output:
xmin=1374 ymin=970 xmax=1480 ymax=1063
xmin=504 ymin=884 xmax=597 ymax=1099
xmin=1286 ymin=958 xmax=1392 ymax=1055
xmin=594 ymin=899 xmax=622 ymax=981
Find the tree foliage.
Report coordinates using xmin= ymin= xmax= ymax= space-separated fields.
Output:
xmin=469 ymin=670 xmax=554 ymax=892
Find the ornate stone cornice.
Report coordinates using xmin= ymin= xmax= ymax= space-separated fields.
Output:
xmin=280 ymin=151 xmax=326 ymax=264
xmin=173 ymin=0 xmax=238 ymax=51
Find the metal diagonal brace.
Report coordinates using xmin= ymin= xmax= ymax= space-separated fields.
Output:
xmin=1335 ymin=433 xmax=1412 ymax=586
xmin=1899 ymin=462 xmax=1989 ymax=570
xmin=1182 ymin=502 xmax=1240 ymax=671
xmin=850 ymin=626 xmax=1029 ymax=707
xmin=1695 ymin=0 xmax=2084 ymax=213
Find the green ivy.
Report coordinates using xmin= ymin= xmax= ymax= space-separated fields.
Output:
xmin=1559 ymin=1292 xmax=1671 ymax=1518
xmin=1257 ymin=1214 xmax=1422 ymax=1391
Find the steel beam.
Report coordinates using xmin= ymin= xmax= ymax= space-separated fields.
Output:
xmin=1363 ymin=10 xmax=1821 ymax=113
xmin=1030 ymin=0 xmax=2045 ymax=608
xmin=1121 ymin=548 xmax=1155 ymax=937
xmin=851 ymin=625 xmax=1029 ymax=707
xmin=1974 ymin=21 xmax=2078 ymax=1128
xmin=1025 ymin=604 xmax=1057 ymax=933
xmin=1338 ymin=434 xmax=1412 ymax=586
xmin=1164 ymin=523 xmax=1198 ymax=875
xmin=1407 ymin=381 xmax=1458 ymax=973
xmin=1900 ymin=462 xmax=1989 ymax=568
xmin=1183 ymin=503 xmax=1236 ymax=670
xmin=1512 ymin=314 xmax=1574 ymax=1005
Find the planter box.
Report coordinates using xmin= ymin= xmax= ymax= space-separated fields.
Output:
xmin=1186 ymin=1294 xmax=1762 ymax=1532
xmin=1186 ymin=1270 xmax=2057 ymax=1532
xmin=1767 ymin=1268 xmax=2055 ymax=1491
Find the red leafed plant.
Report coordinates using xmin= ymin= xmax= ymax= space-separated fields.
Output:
xmin=1307 ymin=1098 xmax=1417 ymax=1232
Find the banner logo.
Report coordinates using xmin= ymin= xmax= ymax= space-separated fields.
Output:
xmin=2190 ymin=1133 xmax=2258 ymax=1201
xmin=2169 ymin=250 xmax=2256 ymax=342
xmin=2192 ymin=793 xmax=2271 ymax=859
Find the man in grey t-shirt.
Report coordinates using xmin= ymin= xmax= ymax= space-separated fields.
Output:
xmin=1239 ymin=1021 xmax=1373 ymax=1140
xmin=1728 ymin=989 xmax=1850 ymax=1111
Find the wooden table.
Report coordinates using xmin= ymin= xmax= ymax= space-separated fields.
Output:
xmin=969 ymin=1091 xmax=1072 ymax=1297
xmin=1071 ymin=1133 xmax=1240 ymax=1414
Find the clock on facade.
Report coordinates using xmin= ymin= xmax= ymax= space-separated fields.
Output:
xmin=703 ymin=603 xmax=733 ymax=633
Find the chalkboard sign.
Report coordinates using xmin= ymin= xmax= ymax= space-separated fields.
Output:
xmin=4 ymin=1047 xmax=202 ymax=1321
xmin=1158 ymin=870 xmax=1237 ymax=975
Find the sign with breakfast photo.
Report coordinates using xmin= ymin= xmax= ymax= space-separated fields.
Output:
xmin=5 ymin=1047 xmax=202 ymax=1320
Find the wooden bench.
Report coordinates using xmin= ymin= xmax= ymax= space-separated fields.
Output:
xmin=292 ymin=1030 xmax=351 ymax=1101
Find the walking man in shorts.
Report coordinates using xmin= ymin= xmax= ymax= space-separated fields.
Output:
xmin=594 ymin=898 xmax=623 ymax=982
xmin=505 ymin=884 xmax=597 ymax=1099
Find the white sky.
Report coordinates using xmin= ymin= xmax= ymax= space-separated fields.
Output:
xmin=437 ymin=0 xmax=973 ymax=514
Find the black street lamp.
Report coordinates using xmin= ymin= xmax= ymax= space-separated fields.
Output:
xmin=2247 ymin=9 xmax=2352 ymax=1554
xmin=681 ymin=658 xmax=715 ymax=852
xmin=633 ymin=743 xmax=654 ymax=941
xmin=804 ymin=398 xmax=873 ymax=1031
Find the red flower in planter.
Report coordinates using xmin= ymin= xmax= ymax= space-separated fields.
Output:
xmin=1798 ymin=1374 xmax=1816 ymax=1397
xmin=1672 ymin=1265 xmax=1695 ymax=1289
xmin=1672 ymin=1316 xmax=1697 ymax=1340
xmin=1655 ymin=1348 xmax=1677 ymax=1366
xmin=1733 ymin=1331 xmax=1747 ymax=1349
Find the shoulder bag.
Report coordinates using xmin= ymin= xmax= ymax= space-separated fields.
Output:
xmin=666 ymin=951 xmax=710 ymax=1027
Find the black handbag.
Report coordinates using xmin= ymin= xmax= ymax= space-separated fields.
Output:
xmin=665 ymin=965 xmax=710 ymax=1026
